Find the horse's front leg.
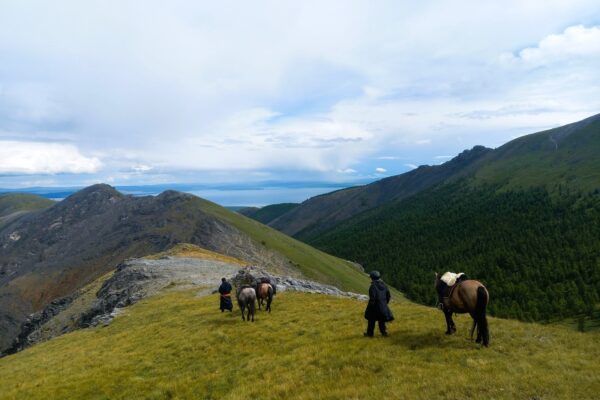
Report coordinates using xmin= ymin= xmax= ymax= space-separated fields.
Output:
xmin=444 ymin=310 xmax=456 ymax=335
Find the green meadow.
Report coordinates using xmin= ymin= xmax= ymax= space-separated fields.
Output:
xmin=1 ymin=290 xmax=598 ymax=399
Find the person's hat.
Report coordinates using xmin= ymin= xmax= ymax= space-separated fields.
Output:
xmin=369 ymin=270 xmax=381 ymax=280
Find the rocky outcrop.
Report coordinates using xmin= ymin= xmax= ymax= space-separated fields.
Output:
xmin=2 ymin=257 xmax=367 ymax=356
xmin=80 ymin=257 xmax=241 ymax=327
xmin=231 ymin=266 xmax=368 ymax=301
xmin=3 ymin=295 xmax=76 ymax=355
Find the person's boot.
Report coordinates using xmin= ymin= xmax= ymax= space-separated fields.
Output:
xmin=363 ymin=332 xmax=374 ymax=337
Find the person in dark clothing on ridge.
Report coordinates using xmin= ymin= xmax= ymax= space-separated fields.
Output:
xmin=364 ymin=270 xmax=394 ymax=337
xmin=218 ymin=277 xmax=233 ymax=312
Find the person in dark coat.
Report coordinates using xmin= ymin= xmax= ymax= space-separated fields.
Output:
xmin=364 ymin=270 xmax=394 ymax=337
xmin=218 ymin=278 xmax=233 ymax=312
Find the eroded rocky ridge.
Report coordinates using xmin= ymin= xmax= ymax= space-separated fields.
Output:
xmin=3 ymin=257 xmax=367 ymax=356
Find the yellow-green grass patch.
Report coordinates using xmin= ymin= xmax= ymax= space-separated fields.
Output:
xmin=1 ymin=291 xmax=598 ymax=399
xmin=144 ymin=243 xmax=246 ymax=266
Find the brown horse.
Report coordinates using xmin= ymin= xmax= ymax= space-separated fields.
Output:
xmin=434 ymin=272 xmax=490 ymax=347
xmin=256 ymin=282 xmax=273 ymax=312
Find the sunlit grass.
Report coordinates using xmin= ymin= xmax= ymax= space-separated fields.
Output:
xmin=1 ymin=291 xmax=598 ymax=399
xmin=144 ymin=243 xmax=246 ymax=265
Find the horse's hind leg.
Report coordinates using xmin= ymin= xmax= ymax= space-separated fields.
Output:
xmin=470 ymin=319 xmax=476 ymax=340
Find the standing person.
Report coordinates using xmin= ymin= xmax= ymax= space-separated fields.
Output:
xmin=218 ymin=278 xmax=233 ymax=312
xmin=364 ymin=270 xmax=394 ymax=337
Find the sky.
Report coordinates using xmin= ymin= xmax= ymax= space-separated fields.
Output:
xmin=1 ymin=1 xmax=600 ymax=204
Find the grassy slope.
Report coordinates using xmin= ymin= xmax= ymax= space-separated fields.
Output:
xmin=0 ymin=193 xmax=54 ymax=217
xmin=194 ymin=197 xmax=372 ymax=294
xmin=0 ymin=290 xmax=598 ymax=399
xmin=0 ymin=193 xmax=54 ymax=228
xmin=144 ymin=243 xmax=246 ymax=265
xmin=471 ymin=117 xmax=600 ymax=192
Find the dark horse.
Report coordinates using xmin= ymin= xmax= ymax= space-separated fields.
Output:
xmin=256 ymin=282 xmax=274 ymax=312
xmin=435 ymin=272 xmax=490 ymax=346
xmin=237 ymin=286 xmax=256 ymax=322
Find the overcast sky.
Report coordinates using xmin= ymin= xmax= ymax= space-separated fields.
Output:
xmin=1 ymin=1 xmax=600 ymax=192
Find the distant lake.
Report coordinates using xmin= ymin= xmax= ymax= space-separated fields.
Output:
xmin=1 ymin=182 xmax=362 ymax=208
xmin=183 ymin=187 xmax=342 ymax=207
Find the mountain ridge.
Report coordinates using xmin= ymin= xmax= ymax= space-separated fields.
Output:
xmin=268 ymin=145 xmax=492 ymax=240
xmin=0 ymin=185 xmax=368 ymax=352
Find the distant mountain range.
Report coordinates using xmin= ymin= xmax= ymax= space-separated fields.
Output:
xmin=247 ymin=113 xmax=600 ymax=324
xmin=0 ymin=181 xmax=358 ymax=202
xmin=0 ymin=185 xmax=367 ymax=353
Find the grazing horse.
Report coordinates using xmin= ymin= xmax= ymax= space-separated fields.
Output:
xmin=237 ymin=286 xmax=256 ymax=322
xmin=435 ymin=272 xmax=490 ymax=347
xmin=256 ymin=282 xmax=274 ymax=312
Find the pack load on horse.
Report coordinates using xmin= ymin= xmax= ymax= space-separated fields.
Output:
xmin=255 ymin=277 xmax=275 ymax=312
xmin=434 ymin=272 xmax=490 ymax=347
xmin=218 ymin=278 xmax=233 ymax=312
xmin=237 ymin=285 xmax=257 ymax=322
xmin=436 ymin=272 xmax=468 ymax=310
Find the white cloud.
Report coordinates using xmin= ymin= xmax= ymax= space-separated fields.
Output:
xmin=375 ymin=167 xmax=387 ymax=173
xmin=2 ymin=2 xmax=600 ymax=187
xmin=131 ymin=164 xmax=153 ymax=173
xmin=404 ymin=163 xmax=418 ymax=169
xmin=337 ymin=168 xmax=357 ymax=174
xmin=415 ymin=139 xmax=432 ymax=145
xmin=0 ymin=141 xmax=101 ymax=174
xmin=502 ymin=25 xmax=600 ymax=67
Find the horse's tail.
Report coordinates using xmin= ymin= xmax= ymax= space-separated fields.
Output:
xmin=249 ymin=296 xmax=256 ymax=321
xmin=267 ymin=285 xmax=273 ymax=312
xmin=475 ymin=286 xmax=490 ymax=346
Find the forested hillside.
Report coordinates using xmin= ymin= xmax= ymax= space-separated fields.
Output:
xmin=239 ymin=203 xmax=298 ymax=224
xmin=311 ymin=181 xmax=600 ymax=323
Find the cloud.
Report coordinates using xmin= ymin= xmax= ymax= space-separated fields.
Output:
xmin=0 ymin=141 xmax=101 ymax=175
xmin=337 ymin=168 xmax=357 ymax=174
xmin=2 ymin=2 xmax=600 ymax=188
xmin=130 ymin=164 xmax=153 ymax=173
xmin=501 ymin=25 xmax=600 ymax=67
xmin=404 ymin=164 xmax=418 ymax=169
xmin=375 ymin=167 xmax=387 ymax=173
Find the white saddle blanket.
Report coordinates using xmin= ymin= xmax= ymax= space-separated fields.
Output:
xmin=440 ymin=272 xmax=465 ymax=286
